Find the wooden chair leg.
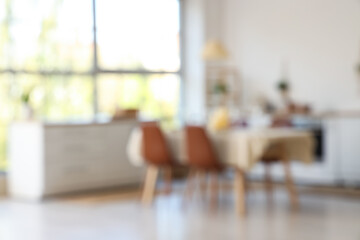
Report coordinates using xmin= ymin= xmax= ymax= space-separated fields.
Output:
xmin=163 ymin=166 xmax=172 ymax=195
xmin=185 ymin=168 xmax=197 ymax=200
xmin=197 ymin=170 xmax=207 ymax=197
xmin=142 ymin=165 xmax=159 ymax=205
xmin=283 ymin=160 xmax=299 ymax=209
xmin=209 ymin=171 xmax=219 ymax=209
xmin=234 ymin=168 xmax=247 ymax=216
xmin=264 ymin=163 xmax=273 ymax=204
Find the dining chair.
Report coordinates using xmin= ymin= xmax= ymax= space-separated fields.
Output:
xmin=140 ymin=122 xmax=174 ymax=205
xmin=261 ymin=142 xmax=299 ymax=209
xmin=184 ymin=125 xmax=224 ymax=206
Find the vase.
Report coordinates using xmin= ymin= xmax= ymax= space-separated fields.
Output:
xmin=21 ymin=103 xmax=34 ymax=121
xmin=207 ymin=106 xmax=230 ymax=132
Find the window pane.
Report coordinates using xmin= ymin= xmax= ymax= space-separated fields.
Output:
xmin=97 ymin=74 xmax=144 ymax=115
xmin=0 ymin=74 xmax=42 ymax=121
xmin=97 ymin=0 xmax=180 ymax=72
xmin=42 ymin=76 xmax=94 ymax=122
xmin=0 ymin=0 xmax=93 ymax=71
xmin=97 ymin=74 xmax=180 ymax=128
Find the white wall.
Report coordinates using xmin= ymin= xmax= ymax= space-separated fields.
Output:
xmin=182 ymin=0 xmax=225 ymax=123
xmin=182 ymin=0 xmax=205 ymax=123
xmin=207 ymin=0 xmax=360 ymax=112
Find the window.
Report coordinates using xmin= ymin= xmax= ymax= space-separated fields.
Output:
xmin=0 ymin=0 xmax=182 ymax=171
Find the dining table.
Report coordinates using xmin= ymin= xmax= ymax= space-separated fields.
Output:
xmin=127 ymin=126 xmax=315 ymax=215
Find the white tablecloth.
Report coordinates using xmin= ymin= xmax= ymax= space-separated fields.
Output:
xmin=127 ymin=127 xmax=315 ymax=171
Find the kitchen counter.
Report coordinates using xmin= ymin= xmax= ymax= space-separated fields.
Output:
xmin=8 ymin=120 xmax=144 ymax=200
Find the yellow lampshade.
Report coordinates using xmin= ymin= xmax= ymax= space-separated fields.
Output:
xmin=202 ymin=40 xmax=229 ymax=61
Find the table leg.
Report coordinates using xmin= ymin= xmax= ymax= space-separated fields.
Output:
xmin=234 ymin=167 xmax=247 ymax=216
xmin=283 ymin=160 xmax=299 ymax=209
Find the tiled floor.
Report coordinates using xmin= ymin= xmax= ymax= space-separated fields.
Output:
xmin=0 ymin=184 xmax=359 ymax=240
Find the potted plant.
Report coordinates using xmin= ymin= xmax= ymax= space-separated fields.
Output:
xmin=212 ymin=80 xmax=228 ymax=106
xmin=20 ymin=88 xmax=34 ymax=120
xmin=277 ymin=80 xmax=289 ymax=92
xmin=213 ymin=81 xmax=228 ymax=95
xmin=277 ymin=80 xmax=291 ymax=104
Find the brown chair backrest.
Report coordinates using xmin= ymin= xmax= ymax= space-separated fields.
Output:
xmin=185 ymin=126 xmax=223 ymax=170
xmin=141 ymin=122 xmax=173 ymax=166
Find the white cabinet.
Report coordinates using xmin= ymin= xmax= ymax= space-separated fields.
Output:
xmin=333 ymin=117 xmax=360 ymax=183
xmin=8 ymin=121 xmax=144 ymax=200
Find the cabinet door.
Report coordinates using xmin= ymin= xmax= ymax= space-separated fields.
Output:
xmin=45 ymin=126 xmax=107 ymax=165
xmin=338 ymin=118 xmax=360 ymax=182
